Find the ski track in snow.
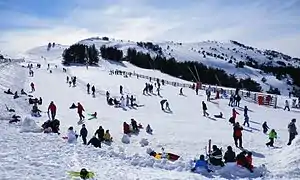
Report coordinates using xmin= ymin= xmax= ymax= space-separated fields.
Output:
xmin=0 ymin=47 xmax=299 ymax=179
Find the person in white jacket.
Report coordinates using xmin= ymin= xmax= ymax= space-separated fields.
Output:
xmin=67 ymin=126 xmax=78 ymax=143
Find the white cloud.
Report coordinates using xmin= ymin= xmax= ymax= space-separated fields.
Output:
xmin=0 ymin=0 xmax=299 ymax=57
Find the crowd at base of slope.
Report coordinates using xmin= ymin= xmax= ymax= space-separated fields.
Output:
xmin=2 ymin=62 xmax=299 ymax=179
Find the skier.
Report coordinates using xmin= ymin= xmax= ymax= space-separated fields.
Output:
xmin=266 ymin=129 xmax=277 ymax=147
xmin=120 ymin=85 xmax=123 ymax=94
xmin=87 ymin=136 xmax=101 ymax=148
xmin=77 ymin=102 xmax=85 ymax=120
xmin=209 ymin=145 xmax=224 ymax=167
xmin=233 ymin=122 xmax=243 ymax=148
xmin=80 ymin=124 xmax=88 ymax=145
xmin=202 ymin=101 xmax=209 ymax=117
xmin=87 ymin=83 xmax=90 ymax=94
xmin=223 ymin=146 xmax=236 ymax=163
xmin=284 ymin=100 xmax=290 ymax=111
xmin=287 ymin=119 xmax=297 ymax=145
xmin=91 ymin=85 xmax=95 ymax=96
xmin=30 ymin=82 xmax=35 ymax=92
xmin=262 ymin=121 xmax=269 ymax=134
xmin=47 ymin=101 xmax=57 ymax=120
xmin=179 ymin=88 xmax=183 ymax=95
xmin=94 ymin=126 xmax=104 ymax=142
xmin=191 ymin=155 xmax=212 ymax=173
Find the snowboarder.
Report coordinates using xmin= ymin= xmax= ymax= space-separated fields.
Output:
xmin=266 ymin=129 xmax=277 ymax=147
xmin=87 ymin=136 xmax=101 ymax=148
xmin=233 ymin=122 xmax=243 ymax=148
xmin=284 ymin=100 xmax=290 ymax=111
xmin=94 ymin=126 xmax=104 ymax=142
xmin=202 ymin=101 xmax=209 ymax=117
xmin=77 ymin=102 xmax=85 ymax=120
xmin=91 ymin=85 xmax=95 ymax=96
xmin=30 ymin=82 xmax=35 ymax=92
xmin=191 ymin=155 xmax=212 ymax=173
xmin=209 ymin=145 xmax=224 ymax=167
xmin=262 ymin=121 xmax=269 ymax=134
xmin=224 ymin=146 xmax=236 ymax=163
xmin=80 ymin=124 xmax=88 ymax=145
xmin=87 ymin=83 xmax=90 ymax=94
xmin=287 ymin=119 xmax=297 ymax=145
xmin=47 ymin=101 xmax=57 ymax=120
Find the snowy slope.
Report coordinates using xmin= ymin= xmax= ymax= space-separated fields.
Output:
xmin=0 ymin=48 xmax=300 ymax=179
xmin=76 ymin=37 xmax=299 ymax=95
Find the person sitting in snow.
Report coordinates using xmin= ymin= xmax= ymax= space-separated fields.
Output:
xmin=123 ymin=122 xmax=130 ymax=134
xmin=103 ymin=130 xmax=113 ymax=142
xmin=266 ymin=129 xmax=277 ymax=147
xmin=214 ymin=112 xmax=223 ymax=118
xmin=236 ymin=151 xmax=253 ymax=173
xmin=113 ymin=98 xmax=120 ymax=107
xmin=223 ymin=146 xmax=236 ymax=163
xmin=192 ymin=154 xmax=212 ymax=173
xmin=209 ymin=145 xmax=224 ymax=167
xmin=131 ymin=119 xmax=139 ymax=132
xmin=146 ymin=124 xmax=153 ymax=134
xmin=31 ymin=104 xmax=41 ymax=116
xmin=69 ymin=103 xmax=77 ymax=109
xmin=262 ymin=121 xmax=269 ymax=134
xmin=4 ymin=88 xmax=13 ymax=95
xmin=87 ymin=136 xmax=101 ymax=148
xmin=20 ymin=89 xmax=27 ymax=95
xmin=67 ymin=126 xmax=78 ymax=143
xmin=13 ymin=91 xmax=19 ymax=99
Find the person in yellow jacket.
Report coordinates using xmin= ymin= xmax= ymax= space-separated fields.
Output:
xmin=266 ymin=129 xmax=277 ymax=147
xmin=103 ymin=130 xmax=113 ymax=142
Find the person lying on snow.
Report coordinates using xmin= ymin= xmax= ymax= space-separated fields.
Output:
xmin=4 ymin=88 xmax=13 ymax=95
xmin=223 ymin=146 xmax=236 ymax=163
xmin=236 ymin=151 xmax=253 ymax=173
xmin=209 ymin=145 xmax=224 ymax=167
xmin=214 ymin=112 xmax=223 ymax=118
xmin=103 ymin=130 xmax=113 ymax=142
xmin=42 ymin=119 xmax=60 ymax=134
xmin=191 ymin=155 xmax=213 ymax=173
xmin=87 ymin=136 xmax=101 ymax=148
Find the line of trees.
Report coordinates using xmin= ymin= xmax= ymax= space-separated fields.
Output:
xmin=62 ymin=44 xmax=99 ymax=65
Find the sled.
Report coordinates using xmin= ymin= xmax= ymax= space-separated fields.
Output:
xmin=67 ymin=171 xmax=95 ymax=179
xmin=155 ymin=152 xmax=180 ymax=161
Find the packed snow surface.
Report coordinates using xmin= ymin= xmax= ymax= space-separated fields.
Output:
xmin=0 ymin=45 xmax=299 ymax=179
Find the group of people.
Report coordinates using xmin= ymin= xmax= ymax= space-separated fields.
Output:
xmin=192 ymin=145 xmax=254 ymax=173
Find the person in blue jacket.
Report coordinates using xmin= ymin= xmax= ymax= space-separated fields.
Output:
xmin=191 ymin=155 xmax=212 ymax=173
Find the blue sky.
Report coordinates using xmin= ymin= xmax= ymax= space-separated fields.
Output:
xmin=0 ymin=0 xmax=300 ymax=57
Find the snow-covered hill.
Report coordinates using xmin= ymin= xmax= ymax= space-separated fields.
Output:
xmin=27 ymin=37 xmax=299 ymax=95
xmin=1 ymin=47 xmax=300 ymax=179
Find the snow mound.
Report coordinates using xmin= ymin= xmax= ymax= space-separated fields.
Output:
xmin=20 ymin=117 xmax=43 ymax=133
xmin=121 ymin=134 xmax=130 ymax=144
xmin=139 ymin=138 xmax=149 ymax=147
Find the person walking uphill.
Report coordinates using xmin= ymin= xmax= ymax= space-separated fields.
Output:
xmin=233 ymin=122 xmax=243 ymax=148
xmin=266 ymin=129 xmax=277 ymax=147
xmin=47 ymin=101 xmax=57 ymax=120
xmin=80 ymin=124 xmax=88 ymax=145
xmin=77 ymin=102 xmax=85 ymax=120
xmin=287 ymin=119 xmax=298 ymax=145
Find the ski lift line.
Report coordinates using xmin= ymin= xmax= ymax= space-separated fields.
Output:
xmin=187 ymin=66 xmax=198 ymax=83
xmin=193 ymin=64 xmax=201 ymax=82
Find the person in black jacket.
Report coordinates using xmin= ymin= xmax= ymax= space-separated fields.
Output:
xmin=202 ymin=101 xmax=209 ymax=117
xmin=224 ymin=146 xmax=236 ymax=163
xmin=91 ymin=86 xmax=95 ymax=96
xmin=209 ymin=145 xmax=224 ymax=166
xmin=80 ymin=124 xmax=88 ymax=145
xmin=87 ymin=83 xmax=90 ymax=94
xmin=87 ymin=136 xmax=101 ymax=148
xmin=95 ymin=126 xmax=104 ymax=141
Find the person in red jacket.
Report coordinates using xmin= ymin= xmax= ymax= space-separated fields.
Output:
xmin=245 ymin=152 xmax=253 ymax=170
xmin=30 ymin=82 xmax=35 ymax=92
xmin=123 ymin=122 xmax=130 ymax=134
xmin=233 ymin=122 xmax=243 ymax=148
xmin=48 ymin=101 xmax=57 ymax=120
xmin=232 ymin=108 xmax=239 ymax=121
xmin=77 ymin=102 xmax=85 ymax=120
xmin=236 ymin=151 xmax=253 ymax=173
